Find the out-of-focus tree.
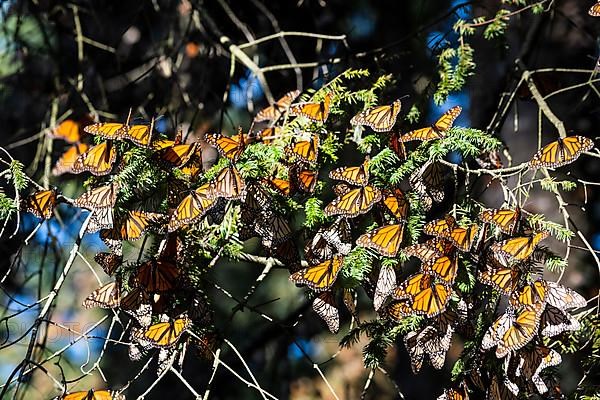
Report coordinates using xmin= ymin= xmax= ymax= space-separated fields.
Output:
xmin=1 ymin=1 xmax=599 ymax=399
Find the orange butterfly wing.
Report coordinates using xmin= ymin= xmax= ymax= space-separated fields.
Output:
xmin=71 ymin=141 xmax=116 ymax=176
xmin=289 ymin=92 xmax=332 ymax=122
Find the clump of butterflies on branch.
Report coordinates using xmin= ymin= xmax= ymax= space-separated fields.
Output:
xmin=18 ymin=69 xmax=595 ymax=399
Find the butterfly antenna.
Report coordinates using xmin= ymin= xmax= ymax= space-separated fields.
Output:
xmin=125 ymin=108 xmax=132 ymax=125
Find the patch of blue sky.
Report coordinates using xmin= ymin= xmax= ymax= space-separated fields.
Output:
xmin=0 ymin=293 xmax=38 ymax=350
xmin=229 ymin=70 xmax=264 ymax=109
xmin=427 ymin=31 xmax=447 ymax=52
xmin=154 ymin=117 xmax=169 ymax=134
xmin=347 ymin=8 xmax=376 ymax=40
xmin=63 ymin=322 xmax=109 ymax=364
xmin=19 ymin=207 xmax=105 ymax=271
xmin=592 ymin=232 xmax=600 ymax=250
xmin=2 ymin=292 xmax=38 ymax=315
xmin=287 ymin=338 xmax=316 ymax=361
xmin=452 ymin=0 xmax=472 ymax=20
xmin=51 ymin=307 xmax=108 ymax=362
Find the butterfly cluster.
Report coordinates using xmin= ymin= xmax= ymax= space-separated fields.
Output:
xmin=19 ymin=76 xmax=595 ymax=400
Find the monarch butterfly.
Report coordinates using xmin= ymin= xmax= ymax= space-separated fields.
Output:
xmin=389 ymin=132 xmax=407 ymax=160
xmin=285 ymin=134 xmax=319 ymax=164
xmin=544 ymin=281 xmax=586 ymax=309
xmin=373 ymin=264 xmax=397 ymax=311
xmin=82 ymin=281 xmax=120 ymax=309
xmin=304 ymin=218 xmax=352 ymax=264
xmin=479 ymin=208 xmax=521 ymax=235
xmin=342 ymin=288 xmax=358 ymax=319
xmin=266 ymin=177 xmax=292 ymax=196
xmin=410 ymin=161 xmax=446 ymax=210
xmin=529 ymin=135 xmax=594 ymax=168
xmin=52 ymin=143 xmax=90 ymax=176
xmin=71 ymin=141 xmax=116 ymax=176
xmin=266 ymin=168 xmax=317 ymax=196
xmin=168 ymin=183 xmax=218 ymax=232
xmin=177 ymin=152 xmax=203 ymax=179
xmin=356 ymin=223 xmax=404 ymax=257
xmin=252 ymin=126 xmax=282 ymax=144
xmin=323 ymin=185 xmax=382 ymax=217
xmin=188 ymin=292 xmax=214 ymax=326
xmin=253 ymin=90 xmax=300 ymax=122
xmin=87 ymin=208 xmax=115 ymax=234
xmin=289 ymin=254 xmax=344 ymax=292
xmin=155 ymin=142 xmax=200 ymax=168
xmin=481 ymin=303 xmax=543 ymax=358
xmin=385 ymin=299 xmax=413 ymax=321
xmin=59 ymin=389 xmax=124 ymax=400
xmin=475 ymin=149 xmax=503 ymax=170
xmin=254 ymin=212 xmax=293 ymax=248
xmin=94 ymin=252 xmax=123 ymax=276
xmin=294 ymin=168 xmax=318 ymax=193
xmin=404 ymin=238 xmax=454 ymax=264
xmin=270 ymin=238 xmax=302 ymax=273
xmin=422 ymin=255 xmax=459 ymax=284
xmin=446 ymin=224 xmax=479 ymax=252
xmin=424 ymin=215 xmax=457 ymax=236
xmin=120 ymin=286 xmax=149 ymax=311
xmin=487 ymin=376 xmax=517 ymax=400
xmin=437 ymin=385 xmax=468 ymax=400
xmin=74 ymin=182 xmax=119 ymax=210
xmin=100 ymin=210 xmax=166 ymax=241
xmin=329 ymin=156 xmax=370 ymax=186
xmin=539 ymin=304 xmax=580 ymax=337
xmin=312 ymin=291 xmax=340 ymax=333
xmin=213 ymin=164 xmax=246 ymax=200
xmin=133 ymin=317 xmax=191 ymax=348
xmin=22 ymin=188 xmax=58 ymax=219
xmin=403 ymin=329 xmax=427 ymax=373
xmin=204 ymin=131 xmax=248 ymax=162
xmin=425 ymin=216 xmax=479 ymax=252
xmin=50 ymin=119 xmax=82 ymax=143
xmin=400 ymin=106 xmax=462 ymax=142
xmin=404 ymin=323 xmax=454 ymax=373
xmin=84 ymin=121 xmax=153 ymax=147
xmin=479 ymin=266 xmax=521 ymax=295
xmin=136 ymin=259 xmax=180 ymax=292
xmin=490 ymin=231 xmax=549 ymax=265
xmin=511 ymin=345 xmax=561 ymax=395
xmin=289 ymin=92 xmax=333 ymax=122
xmin=381 ymin=188 xmax=409 ymax=221
xmin=191 ymin=331 xmax=220 ymax=361
xmin=350 ymin=99 xmax=402 ymax=132
xmin=590 ymin=2 xmax=600 ymax=16
xmin=156 ymin=345 xmax=184 ymax=377
xmin=394 ymin=273 xmax=451 ymax=317
xmin=239 ymin=183 xmax=272 ymax=239
xmin=128 ymin=342 xmax=144 ymax=362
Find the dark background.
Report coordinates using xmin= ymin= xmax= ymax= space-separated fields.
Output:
xmin=1 ymin=0 xmax=599 ymax=398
